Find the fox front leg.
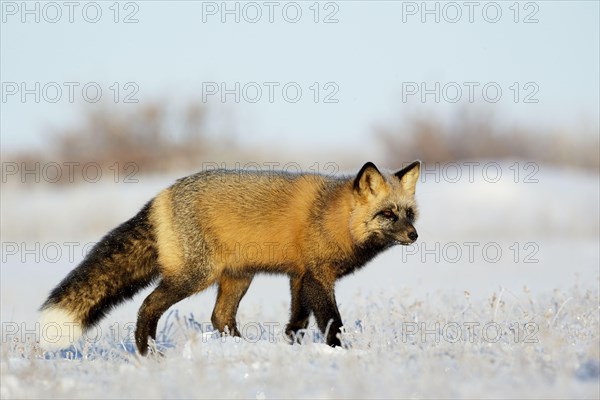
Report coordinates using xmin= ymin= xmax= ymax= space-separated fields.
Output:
xmin=299 ymin=271 xmax=343 ymax=347
xmin=285 ymin=275 xmax=311 ymax=343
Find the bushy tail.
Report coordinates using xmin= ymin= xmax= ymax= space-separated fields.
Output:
xmin=39 ymin=201 xmax=160 ymax=349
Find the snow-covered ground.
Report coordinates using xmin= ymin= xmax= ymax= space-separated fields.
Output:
xmin=1 ymin=162 xmax=599 ymax=399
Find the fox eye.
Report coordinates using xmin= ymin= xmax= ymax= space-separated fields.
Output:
xmin=379 ymin=209 xmax=396 ymax=220
xmin=406 ymin=208 xmax=415 ymax=220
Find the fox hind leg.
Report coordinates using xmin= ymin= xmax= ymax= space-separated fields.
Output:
xmin=211 ymin=274 xmax=253 ymax=336
xmin=135 ymin=274 xmax=211 ymax=356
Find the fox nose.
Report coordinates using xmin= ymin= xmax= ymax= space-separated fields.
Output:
xmin=408 ymin=231 xmax=418 ymax=241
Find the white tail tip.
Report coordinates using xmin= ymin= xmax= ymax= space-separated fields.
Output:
xmin=39 ymin=307 xmax=83 ymax=350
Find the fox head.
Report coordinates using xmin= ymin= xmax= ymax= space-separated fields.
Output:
xmin=349 ymin=161 xmax=421 ymax=249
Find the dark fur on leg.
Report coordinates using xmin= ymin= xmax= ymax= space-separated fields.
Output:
xmin=300 ymin=271 xmax=343 ymax=347
xmin=286 ymin=275 xmax=311 ymax=343
xmin=135 ymin=279 xmax=197 ymax=355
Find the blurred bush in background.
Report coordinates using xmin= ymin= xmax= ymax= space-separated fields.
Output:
xmin=4 ymin=100 xmax=599 ymax=184
xmin=376 ymin=110 xmax=599 ymax=170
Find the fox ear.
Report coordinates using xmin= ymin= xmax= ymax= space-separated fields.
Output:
xmin=395 ymin=161 xmax=420 ymax=196
xmin=354 ymin=162 xmax=385 ymax=196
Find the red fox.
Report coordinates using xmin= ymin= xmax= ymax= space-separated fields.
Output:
xmin=40 ymin=161 xmax=421 ymax=354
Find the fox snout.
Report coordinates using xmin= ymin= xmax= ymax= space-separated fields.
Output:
xmin=408 ymin=230 xmax=418 ymax=242
xmin=396 ymin=225 xmax=418 ymax=245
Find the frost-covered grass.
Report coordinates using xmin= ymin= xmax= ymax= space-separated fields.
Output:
xmin=2 ymin=285 xmax=598 ymax=399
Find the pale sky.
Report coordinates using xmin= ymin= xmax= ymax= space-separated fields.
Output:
xmin=1 ymin=1 xmax=599 ymax=153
